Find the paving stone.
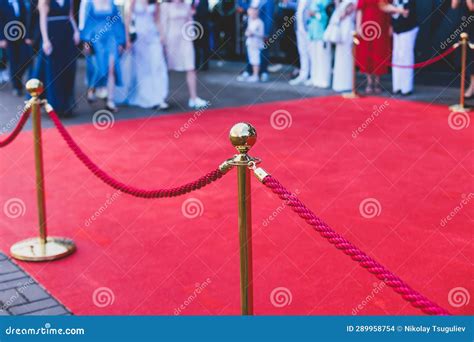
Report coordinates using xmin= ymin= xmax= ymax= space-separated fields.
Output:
xmin=0 ymin=308 xmax=10 ymax=315
xmin=0 ymin=288 xmax=27 ymax=308
xmin=0 ymin=271 xmax=29 ymax=283
xmin=0 ymin=260 xmax=20 ymax=274
xmin=0 ymin=252 xmax=71 ymax=315
xmin=0 ymin=277 xmax=31 ymax=291
xmin=20 ymin=283 xmax=50 ymax=302
xmin=8 ymin=298 xmax=60 ymax=315
xmin=24 ymin=305 xmax=69 ymax=316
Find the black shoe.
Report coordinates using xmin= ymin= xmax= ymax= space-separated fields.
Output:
xmin=401 ymin=91 xmax=413 ymax=97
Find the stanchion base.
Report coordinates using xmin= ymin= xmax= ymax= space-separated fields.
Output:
xmin=342 ymin=92 xmax=360 ymax=99
xmin=449 ymin=104 xmax=471 ymax=112
xmin=10 ymin=237 xmax=76 ymax=262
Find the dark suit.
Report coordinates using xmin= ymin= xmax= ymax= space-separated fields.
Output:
xmin=193 ymin=0 xmax=211 ymax=70
xmin=0 ymin=0 xmax=32 ymax=91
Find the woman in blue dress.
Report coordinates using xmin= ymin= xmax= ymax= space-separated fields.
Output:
xmin=81 ymin=0 xmax=126 ymax=112
xmin=38 ymin=0 xmax=80 ymax=117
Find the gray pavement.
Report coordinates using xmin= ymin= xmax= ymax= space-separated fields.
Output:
xmin=0 ymin=253 xmax=70 ymax=316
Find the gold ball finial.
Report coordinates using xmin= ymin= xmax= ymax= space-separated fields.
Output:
xmin=25 ymin=79 xmax=44 ymax=97
xmin=229 ymin=123 xmax=257 ymax=154
xmin=461 ymin=32 xmax=469 ymax=40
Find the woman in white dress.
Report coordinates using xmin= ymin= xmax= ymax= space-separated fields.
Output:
xmin=330 ymin=0 xmax=356 ymax=92
xmin=117 ymin=0 xmax=169 ymax=109
xmin=160 ymin=0 xmax=208 ymax=109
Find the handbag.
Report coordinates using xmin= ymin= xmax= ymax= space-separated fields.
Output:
xmin=324 ymin=16 xmax=342 ymax=44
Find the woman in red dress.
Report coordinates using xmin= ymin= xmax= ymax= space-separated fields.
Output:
xmin=356 ymin=0 xmax=392 ymax=94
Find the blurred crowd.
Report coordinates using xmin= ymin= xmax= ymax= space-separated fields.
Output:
xmin=0 ymin=0 xmax=473 ymax=117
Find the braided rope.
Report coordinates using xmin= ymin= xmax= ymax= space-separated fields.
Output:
xmin=261 ymin=174 xmax=450 ymax=315
xmin=383 ymin=44 xmax=458 ymax=69
xmin=47 ymin=108 xmax=226 ymax=198
xmin=0 ymin=106 xmax=31 ymax=147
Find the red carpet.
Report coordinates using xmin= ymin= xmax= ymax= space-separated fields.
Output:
xmin=0 ymin=96 xmax=472 ymax=315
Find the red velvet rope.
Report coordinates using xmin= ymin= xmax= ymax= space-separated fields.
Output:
xmin=385 ymin=45 xmax=458 ymax=69
xmin=0 ymin=107 xmax=31 ymax=147
xmin=262 ymin=174 xmax=450 ymax=315
xmin=47 ymin=109 xmax=225 ymax=198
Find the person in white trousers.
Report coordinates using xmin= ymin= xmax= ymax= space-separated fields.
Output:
xmin=392 ymin=27 xmax=418 ymax=95
xmin=307 ymin=0 xmax=332 ymax=88
xmin=329 ymin=0 xmax=356 ymax=92
xmin=382 ymin=0 xmax=417 ymax=95
xmin=289 ymin=0 xmax=311 ymax=85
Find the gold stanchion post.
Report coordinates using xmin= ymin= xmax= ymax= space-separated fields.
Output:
xmin=10 ymin=79 xmax=76 ymax=262
xmin=228 ymin=123 xmax=259 ymax=315
xmin=343 ymin=32 xmax=360 ymax=99
xmin=450 ymin=33 xmax=470 ymax=112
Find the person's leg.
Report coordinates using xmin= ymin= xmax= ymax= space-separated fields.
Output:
xmin=314 ymin=41 xmax=331 ymax=88
xmin=86 ymin=55 xmax=96 ymax=102
xmin=186 ymin=69 xmax=198 ymax=100
xmin=392 ymin=32 xmax=401 ymax=93
xmin=467 ymin=75 xmax=474 ymax=97
xmin=365 ymin=74 xmax=374 ymax=93
xmin=295 ymin=29 xmax=309 ymax=80
xmin=253 ymin=65 xmax=259 ymax=77
xmin=106 ymin=55 xmax=117 ymax=111
xmin=400 ymin=28 xmax=418 ymax=94
xmin=186 ymin=69 xmax=208 ymax=108
xmin=308 ymin=41 xmax=317 ymax=86
xmin=259 ymin=47 xmax=269 ymax=77
xmin=247 ymin=47 xmax=260 ymax=82
xmin=374 ymin=75 xmax=382 ymax=94
xmin=8 ymin=43 xmax=22 ymax=92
